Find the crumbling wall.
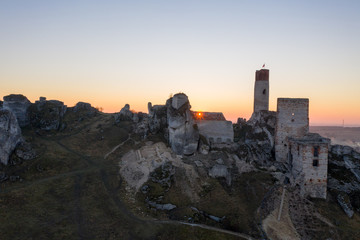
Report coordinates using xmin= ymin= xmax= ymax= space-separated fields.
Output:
xmin=253 ymin=69 xmax=269 ymax=112
xmin=275 ymin=98 xmax=309 ymax=163
xmin=196 ymin=120 xmax=233 ymax=145
xmin=290 ymin=139 xmax=329 ymax=199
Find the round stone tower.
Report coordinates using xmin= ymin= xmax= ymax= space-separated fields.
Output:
xmin=253 ymin=69 xmax=269 ymax=112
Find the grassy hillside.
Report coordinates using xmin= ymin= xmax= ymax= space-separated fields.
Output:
xmin=1 ymin=112 xmax=360 ymax=239
xmin=0 ymin=112 xmax=242 ymax=239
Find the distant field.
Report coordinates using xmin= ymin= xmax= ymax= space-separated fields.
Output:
xmin=310 ymin=126 xmax=360 ymax=151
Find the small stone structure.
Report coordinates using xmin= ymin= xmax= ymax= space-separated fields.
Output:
xmin=192 ymin=111 xmax=233 ymax=146
xmin=253 ymin=69 xmax=269 ymax=112
xmin=274 ymin=98 xmax=330 ymax=199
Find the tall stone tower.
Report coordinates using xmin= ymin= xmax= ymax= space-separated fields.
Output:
xmin=253 ymin=69 xmax=269 ymax=112
xmin=274 ymin=98 xmax=309 ymax=163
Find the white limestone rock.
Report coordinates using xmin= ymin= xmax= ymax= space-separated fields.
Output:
xmin=0 ymin=109 xmax=22 ymax=165
xmin=167 ymin=93 xmax=199 ymax=155
xmin=3 ymin=94 xmax=31 ymax=127
xmin=208 ymin=164 xmax=231 ymax=186
xmin=171 ymin=93 xmax=189 ymax=110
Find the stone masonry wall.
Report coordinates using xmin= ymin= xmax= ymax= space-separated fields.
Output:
xmin=275 ymin=98 xmax=309 ymax=163
xmin=196 ymin=120 xmax=234 ymax=145
xmin=290 ymin=141 xmax=328 ymax=199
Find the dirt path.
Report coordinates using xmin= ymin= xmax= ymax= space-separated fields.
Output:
xmin=156 ymin=220 xmax=255 ymax=239
xmin=103 ymin=135 xmax=131 ymax=159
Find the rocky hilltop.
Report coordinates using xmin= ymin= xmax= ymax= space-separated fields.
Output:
xmin=1 ymin=92 xmax=360 ymax=240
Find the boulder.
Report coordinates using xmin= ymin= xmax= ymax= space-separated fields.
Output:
xmin=28 ymin=99 xmax=67 ymax=130
xmin=14 ymin=142 xmax=36 ymax=161
xmin=208 ymin=164 xmax=231 ymax=186
xmin=167 ymin=94 xmax=199 ymax=155
xmin=74 ymin=102 xmax=91 ymax=112
xmin=73 ymin=101 xmax=97 ymax=118
xmin=0 ymin=100 xmax=3 ymax=109
xmin=0 ymin=109 xmax=22 ymax=165
xmin=3 ymin=94 xmax=31 ymax=127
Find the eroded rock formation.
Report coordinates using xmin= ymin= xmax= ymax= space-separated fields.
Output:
xmin=148 ymin=102 xmax=167 ymax=134
xmin=115 ymin=104 xmax=139 ymax=123
xmin=3 ymin=94 xmax=31 ymax=127
xmin=28 ymin=98 xmax=67 ymax=130
xmin=0 ymin=109 xmax=22 ymax=165
xmin=167 ymin=93 xmax=199 ymax=155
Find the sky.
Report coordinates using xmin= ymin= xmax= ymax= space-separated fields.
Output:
xmin=1 ymin=0 xmax=359 ymax=126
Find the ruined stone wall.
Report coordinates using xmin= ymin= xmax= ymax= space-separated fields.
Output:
xmin=290 ymin=141 xmax=329 ymax=199
xmin=275 ymin=98 xmax=309 ymax=163
xmin=253 ymin=69 xmax=269 ymax=112
xmin=196 ymin=120 xmax=234 ymax=145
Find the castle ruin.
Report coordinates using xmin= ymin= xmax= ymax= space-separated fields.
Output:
xmin=275 ymin=98 xmax=310 ymax=163
xmin=192 ymin=111 xmax=234 ymax=146
xmin=253 ymin=69 xmax=269 ymax=112
xmin=251 ymin=68 xmax=330 ymax=199
xmin=274 ymin=98 xmax=330 ymax=199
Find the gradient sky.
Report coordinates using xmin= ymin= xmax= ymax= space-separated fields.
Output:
xmin=1 ymin=0 xmax=359 ymax=126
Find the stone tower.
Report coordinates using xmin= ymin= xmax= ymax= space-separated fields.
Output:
xmin=275 ymin=98 xmax=309 ymax=163
xmin=253 ymin=69 xmax=269 ymax=112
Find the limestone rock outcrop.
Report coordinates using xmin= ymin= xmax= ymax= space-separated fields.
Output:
xmin=0 ymin=109 xmax=22 ymax=165
xmin=234 ymin=111 xmax=277 ymax=166
xmin=72 ymin=102 xmax=98 ymax=120
xmin=115 ymin=104 xmax=138 ymax=123
xmin=248 ymin=110 xmax=276 ymax=130
xmin=167 ymin=93 xmax=199 ymax=155
xmin=208 ymin=164 xmax=231 ymax=186
xmin=74 ymin=102 xmax=96 ymax=113
xmin=14 ymin=142 xmax=36 ymax=161
xmin=3 ymin=94 xmax=31 ymax=127
xmin=328 ymin=144 xmax=360 ymax=217
xmin=28 ymin=99 xmax=67 ymax=130
xmin=148 ymin=102 xmax=167 ymax=134
xmin=337 ymin=193 xmax=354 ymax=218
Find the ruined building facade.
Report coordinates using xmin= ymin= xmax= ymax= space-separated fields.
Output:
xmin=253 ymin=69 xmax=269 ymax=112
xmin=288 ymin=133 xmax=330 ymax=199
xmin=192 ymin=112 xmax=234 ymax=146
xmin=275 ymin=98 xmax=309 ymax=163
xmin=274 ymin=98 xmax=330 ymax=199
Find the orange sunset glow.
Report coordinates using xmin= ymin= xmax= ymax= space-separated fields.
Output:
xmin=1 ymin=1 xmax=359 ymax=126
